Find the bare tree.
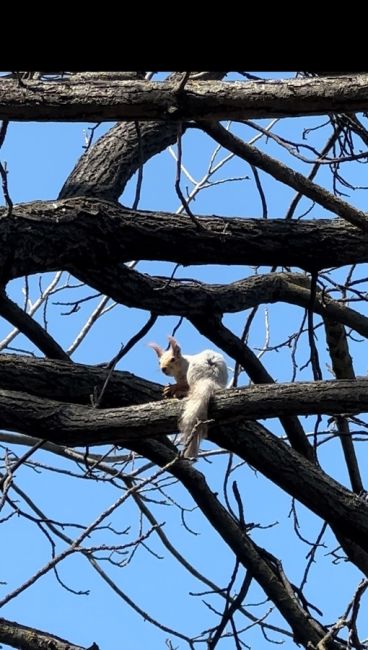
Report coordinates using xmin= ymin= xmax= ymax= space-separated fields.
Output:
xmin=1 ymin=71 xmax=368 ymax=650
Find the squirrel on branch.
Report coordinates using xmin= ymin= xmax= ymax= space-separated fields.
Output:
xmin=149 ymin=336 xmax=228 ymax=459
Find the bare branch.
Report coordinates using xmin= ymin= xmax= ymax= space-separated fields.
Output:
xmin=0 ymin=617 xmax=90 ymax=650
xmin=130 ymin=437 xmax=346 ymax=650
xmin=0 ymin=288 xmax=70 ymax=360
xmin=2 ymin=75 xmax=368 ymax=121
xmin=0 ymin=354 xmax=163 ymax=407
xmin=1 ymin=200 xmax=368 ymax=283
xmin=324 ymin=318 xmax=364 ymax=493
xmin=198 ymin=120 xmax=368 ymax=231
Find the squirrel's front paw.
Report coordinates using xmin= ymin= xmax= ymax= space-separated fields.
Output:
xmin=163 ymin=385 xmax=175 ymax=398
xmin=163 ymin=383 xmax=188 ymax=399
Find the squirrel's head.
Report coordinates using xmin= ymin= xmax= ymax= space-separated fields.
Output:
xmin=149 ymin=336 xmax=182 ymax=377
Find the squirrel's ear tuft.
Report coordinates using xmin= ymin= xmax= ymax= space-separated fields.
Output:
xmin=168 ymin=335 xmax=181 ymax=356
xmin=148 ymin=342 xmax=164 ymax=358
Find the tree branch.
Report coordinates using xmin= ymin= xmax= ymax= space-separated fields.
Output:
xmin=0 ymin=617 xmax=91 ymax=650
xmin=190 ymin=313 xmax=314 ymax=460
xmin=0 ymin=289 xmax=70 ymax=360
xmin=5 ymin=375 xmax=368 ymax=555
xmin=324 ymin=319 xmax=364 ymax=494
xmin=3 ymin=378 xmax=368 ymax=445
xmin=130 ymin=437 xmax=346 ymax=650
xmin=1 ymin=199 xmax=368 ymax=282
xmin=0 ymin=354 xmax=163 ymax=407
xmin=81 ymin=266 xmax=368 ymax=340
xmin=2 ymin=75 xmax=368 ymax=121
xmin=198 ymin=120 xmax=368 ymax=231
xmin=59 ymin=71 xmax=226 ymax=201
xmin=2 ymin=376 xmax=368 ymax=560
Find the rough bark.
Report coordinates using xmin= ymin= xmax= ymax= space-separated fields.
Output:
xmin=1 ymin=200 xmax=368 ymax=282
xmin=59 ymin=120 xmax=183 ymax=201
xmin=2 ymin=75 xmax=368 ymax=121
xmin=0 ymin=354 xmax=162 ymax=407
xmin=210 ymin=420 xmax=368 ymax=554
xmin=1 ymin=377 xmax=368 ymax=445
xmin=80 ymin=266 xmax=368 ymax=338
xmin=59 ymin=72 xmax=226 ymax=201
xmin=0 ymin=617 xmax=90 ymax=650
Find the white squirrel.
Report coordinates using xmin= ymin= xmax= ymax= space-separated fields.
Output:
xmin=149 ymin=336 xmax=228 ymax=459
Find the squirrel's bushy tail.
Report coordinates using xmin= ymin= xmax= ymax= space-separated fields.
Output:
xmin=179 ymin=378 xmax=219 ymax=459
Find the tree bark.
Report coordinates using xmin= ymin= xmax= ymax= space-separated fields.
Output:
xmin=58 ymin=72 xmax=226 ymax=201
xmin=1 ymin=200 xmax=368 ymax=282
xmin=1 ymin=377 xmax=368 ymax=444
xmin=79 ymin=267 xmax=368 ymax=339
xmin=0 ymin=617 xmax=90 ymax=650
xmin=2 ymin=75 xmax=368 ymax=121
xmin=0 ymin=354 xmax=162 ymax=407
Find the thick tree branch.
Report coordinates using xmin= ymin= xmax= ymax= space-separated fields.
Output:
xmin=0 ymin=617 xmax=90 ymax=650
xmin=0 ymin=354 xmax=162 ymax=407
xmin=1 ymin=376 xmax=368 ymax=444
xmin=59 ymin=72 xmax=226 ymax=201
xmin=84 ymin=266 xmax=368 ymax=339
xmin=209 ymin=420 xmax=368 ymax=555
xmin=217 ymin=415 xmax=368 ymax=576
xmin=2 ymin=75 xmax=368 ymax=122
xmin=60 ymin=120 xmax=185 ymax=201
xmin=1 ymin=199 xmax=368 ymax=282
xmin=4 ymin=355 xmax=368 ymax=436
xmin=5 ymin=374 xmax=368 ymax=555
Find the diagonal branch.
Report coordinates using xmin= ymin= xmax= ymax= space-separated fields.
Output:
xmin=59 ymin=72 xmax=226 ymax=201
xmin=0 ymin=289 xmax=70 ymax=360
xmin=213 ymin=420 xmax=368 ymax=576
xmin=0 ymin=617 xmax=90 ymax=650
xmin=198 ymin=120 xmax=368 ymax=231
xmin=190 ymin=312 xmax=314 ymax=460
xmin=81 ymin=265 xmax=368 ymax=340
xmin=210 ymin=419 xmax=368 ymax=557
xmin=130 ymin=437 xmax=346 ymax=650
xmin=324 ymin=318 xmax=364 ymax=494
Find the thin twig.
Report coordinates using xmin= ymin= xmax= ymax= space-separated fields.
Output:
xmin=93 ymin=311 xmax=157 ymax=407
xmin=0 ymin=161 xmax=13 ymax=216
xmin=132 ymin=121 xmax=143 ymax=210
xmin=174 ymin=123 xmax=204 ymax=229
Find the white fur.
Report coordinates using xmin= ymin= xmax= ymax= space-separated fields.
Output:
xmin=179 ymin=351 xmax=228 ymax=458
xmin=150 ymin=338 xmax=228 ymax=459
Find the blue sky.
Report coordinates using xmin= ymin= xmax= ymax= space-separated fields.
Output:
xmin=1 ymin=72 xmax=368 ymax=649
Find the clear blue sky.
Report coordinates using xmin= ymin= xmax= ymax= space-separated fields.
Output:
xmin=1 ymin=72 xmax=368 ymax=649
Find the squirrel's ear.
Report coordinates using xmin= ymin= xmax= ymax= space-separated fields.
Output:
xmin=148 ymin=342 xmax=164 ymax=358
xmin=168 ymin=335 xmax=181 ymax=356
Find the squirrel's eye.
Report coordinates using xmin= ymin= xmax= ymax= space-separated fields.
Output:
xmin=170 ymin=357 xmax=175 ymax=363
